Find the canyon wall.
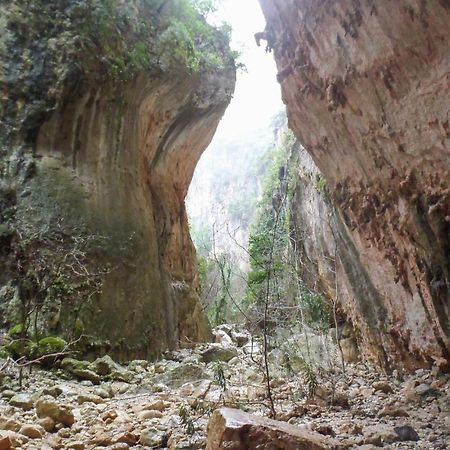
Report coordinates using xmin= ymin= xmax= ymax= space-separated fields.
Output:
xmin=259 ymin=0 xmax=450 ymax=370
xmin=0 ymin=0 xmax=235 ymax=359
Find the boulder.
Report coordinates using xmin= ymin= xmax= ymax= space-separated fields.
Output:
xmin=206 ymin=408 xmax=341 ymax=449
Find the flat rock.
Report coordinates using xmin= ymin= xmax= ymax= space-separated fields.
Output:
xmin=201 ymin=345 xmax=238 ymax=363
xmin=9 ymin=393 xmax=34 ymax=410
xmin=363 ymin=425 xmax=399 ymax=446
xmin=378 ymin=406 xmax=409 ymax=418
xmin=206 ymin=408 xmax=341 ymax=449
xmin=77 ymin=394 xmax=104 ymax=404
xmin=18 ymin=424 xmax=43 ymax=439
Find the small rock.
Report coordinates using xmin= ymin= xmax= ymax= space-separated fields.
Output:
xmin=77 ymin=394 xmax=104 ymax=404
xmin=394 ymin=425 xmax=420 ymax=442
xmin=415 ymin=383 xmax=440 ymax=398
xmin=0 ymin=391 xmax=15 ymax=400
xmin=372 ymin=381 xmax=393 ymax=394
xmin=93 ymin=387 xmax=111 ymax=398
xmin=138 ymin=410 xmax=163 ymax=420
xmin=128 ymin=360 xmax=149 ymax=371
xmin=89 ymin=355 xmax=122 ymax=376
xmin=378 ymin=406 xmax=409 ymax=418
xmin=9 ymin=393 xmax=34 ymax=410
xmin=142 ymin=399 xmax=167 ymax=412
xmin=107 ymin=444 xmax=130 ymax=450
xmin=35 ymin=396 xmax=75 ymax=426
xmin=0 ymin=431 xmax=27 ymax=447
xmin=140 ymin=428 xmax=166 ymax=446
xmin=0 ymin=435 xmax=11 ymax=450
xmin=42 ymin=386 xmax=63 ymax=398
xmin=0 ymin=418 xmax=20 ymax=432
xmin=66 ymin=442 xmax=85 ymax=450
xmin=201 ymin=344 xmax=238 ymax=363
xmin=363 ymin=425 xmax=399 ymax=446
xmin=37 ymin=416 xmax=55 ymax=432
xmin=19 ymin=424 xmax=43 ymax=439
xmin=156 ymin=363 xmax=210 ymax=388
xmin=101 ymin=410 xmax=118 ymax=422
xmin=115 ymin=432 xmax=138 ymax=446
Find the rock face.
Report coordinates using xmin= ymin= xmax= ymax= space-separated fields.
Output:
xmin=0 ymin=1 xmax=235 ymax=359
xmin=259 ymin=0 xmax=450 ymax=370
xmin=206 ymin=408 xmax=341 ymax=450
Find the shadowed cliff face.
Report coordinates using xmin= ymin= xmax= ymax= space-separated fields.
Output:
xmin=259 ymin=0 xmax=450 ymax=370
xmin=0 ymin=1 xmax=235 ymax=359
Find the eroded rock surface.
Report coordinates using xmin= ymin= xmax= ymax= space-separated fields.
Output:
xmin=259 ymin=0 xmax=450 ymax=370
xmin=0 ymin=1 xmax=236 ymax=358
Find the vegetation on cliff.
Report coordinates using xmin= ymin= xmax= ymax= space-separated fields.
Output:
xmin=0 ymin=0 xmax=236 ymax=361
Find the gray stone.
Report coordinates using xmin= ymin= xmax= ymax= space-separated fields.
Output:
xmin=394 ymin=425 xmax=420 ymax=442
xmin=9 ymin=393 xmax=34 ymax=410
xmin=89 ymin=355 xmax=122 ymax=376
xmin=140 ymin=428 xmax=166 ymax=446
xmin=156 ymin=363 xmax=210 ymax=388
xmin=201 ymin=345 xmax=238 ymax=363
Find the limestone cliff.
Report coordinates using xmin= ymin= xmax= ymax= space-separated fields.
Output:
xmin=259 ymin=0 xmax=450 ymax=370
xmin=0 ymin=0 xmax=235 ymax=359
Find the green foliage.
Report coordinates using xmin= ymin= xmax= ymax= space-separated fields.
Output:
xmin=246 ymin=129 xmax=296 ymax=307
xmin=298 ymin=288 xmax=331 ymax=331
xmin=156 ymin=0 xmax=232 ymax=73
xmin=207 ymin=253 xmax=232 ymax=326
xmin=212 ymin=361 xmax=227 ymax=391
xmin=37 ymin=336 xmax=67 ymax=356
xmin=3 ymin=0 xmax=234 ymax=86
xmin=8 ymin=324 xmax=24 ymax=337
xmin=178 ymin=402 xmax=196 ymax=435
xmin=304 ymin=362 xmax=319 ymax=399
xmin=314 ymin=174 xmax=328 ymax=195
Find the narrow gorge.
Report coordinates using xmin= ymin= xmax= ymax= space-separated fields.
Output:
xmin=0 ymin=1 xmax=449 ymax=449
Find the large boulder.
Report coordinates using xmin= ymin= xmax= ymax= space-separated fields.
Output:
xmin=206 ymin=408 xmax=341 ymax=449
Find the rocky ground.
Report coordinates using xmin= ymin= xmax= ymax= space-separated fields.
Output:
xmin=0 ymin=325 xmax=449 ymax=449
